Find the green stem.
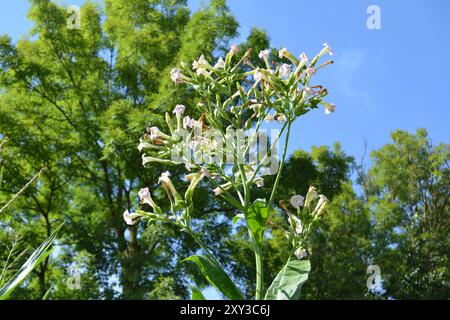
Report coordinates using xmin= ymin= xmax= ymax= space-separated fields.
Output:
xmin=237 ymin=164 xmax=264 ymax=300
xmin=269 ymin=121 xmax=292 ymax=205
xmin=254 ymin=240 xmax=264 ymax=300
xmin=186 ymin=226 xmax=218 ymax=265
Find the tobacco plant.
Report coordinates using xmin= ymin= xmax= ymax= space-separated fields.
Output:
xmin=125 ymin=44 xmax=335 ymax=300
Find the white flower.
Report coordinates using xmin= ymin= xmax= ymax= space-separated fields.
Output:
xmin=192 ymin=55 xmax=209 ymax=69
xmin=305 ymin=185 xmax=319 ymax=208
xmin=279 ymin=63 xmax=292 ymax=78
xmin=279 ymin=47 xmax=289 ymax=58
xmin=213 ymin=187 xmax=222 ymax=196
xmin=159 ymin=171 xmax=171 ymax=183
xmin=294 ymin=248 xmax=307 ymax=259
xmin=255 ymin=177 xmax=264 ymax=188
xmin=198 ymin=54 xmax=208 ymax=64
xmin=123 ymin=210 xmax=133 ymax=225
xmin=149 ymin=126 xmax=159 ymax=139
xmin=264 ymin=114 xmax=274 ymax=123
xmin=258 ymin=49 xmax=270 ymax=61
xmin=312 ymin=194 xmax=328 ymax=216
xmin=230 ymin=43 xmax=239 ymax=55
xmin=183 ymin=116 xmax=196 ymax=129
xmin=123 ymin=210 xmax=141 ymax=226
xmin=289 ymin=214 xmax=303 ymax=235
xmin=173 ymin=104 xmax=186 ymax=117
xmin=303 ymin=86 xmax=312 ymax=97
xmin=138 ymin=187 xmax=156 ymax=209
xmin=299 ymin=52 xmax=309 ymax=63
xmin=196 ymin=68 xmax=209 ymax=77
xmin=290 ymin=195 xmax=305 ymax=208
xmin=324 ymin=103 xmax=336 ymax=115
xmin=253 ymin=69 xmax=263 ymax=82
xmin=214 ymin=57 xmax=225 ymax=69
xmin=170 ymin=68 xmax=181 ymax=83
xmin=276 ymin=114 xmax=287 ymax=124
xmin=322 ymin=42 xmax=334 ymax=56
xmin=137 ymin=137 xmax=152 ymax=152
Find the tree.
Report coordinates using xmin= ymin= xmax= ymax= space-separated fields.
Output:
xmin=227 ymin=130 xmax=449 ymax=300
xmin=366 ymin=129 xmax=450 ymax=299
xmin=298 ymin=129 xmax=449 ymax=299
xmin=302 ymin=182 xmax=373 ymax=299
xmin=0 ymin=0 xmax=247 ymax=299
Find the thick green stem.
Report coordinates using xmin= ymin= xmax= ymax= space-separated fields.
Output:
xmin=238 ymin=163 xmax=264 ymax=300
xmin=254 ymin=241 xmax=264 ymax=300
xmin=269 ymin=121 xmax=292 ymax=205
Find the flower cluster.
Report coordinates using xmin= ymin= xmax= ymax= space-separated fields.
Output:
xmin=125 ymin=43 xmax=334 ymax=284
xmin=284 ymin=186 xmax=329 ymax=259
xmin=170 ymin=43 xmax=336 ymax=125
xmin=133 ymin=43 xmax=335 ymax=220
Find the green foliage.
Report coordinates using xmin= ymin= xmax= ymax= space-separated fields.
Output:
xmin=184 ymin=255 xmax=244 ymax=300
xmin=0 ymin=0 xmax=243 ymax=299
xmin=302 ymin=183 xmax=372 ymax=299
xmin=0 ymin=223 xmax=63 ymax=300
xmin=366 ymin=129 xmax=450 ymax=299
xmin=265 ymin=260 xmax=311 ymax=300
xmin=190 ymin=286 xmax=206 ymax=300
xmin=245 ymin=200 xmax=271 ymax=248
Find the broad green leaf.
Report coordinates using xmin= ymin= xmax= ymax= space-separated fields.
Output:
xmin=245 ymin=199 xmax=271 ymax=247
xmin=0 ymin=223 xmax=64 ymax=300
xmin=265 ymin=260 xmax=311 ymax=300
xmin=184 ymin=255 xmax=244 ymax=300
xmin=190 ymin=286 xmax=206 ymax=300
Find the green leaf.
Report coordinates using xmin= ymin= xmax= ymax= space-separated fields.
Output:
xmin=245 ymin=199 xmax=271 ymax=247
xmin=190 ymin=286 xmax=206 ymax=300
xmin=232 ymin=213 xmax=245 ymax=225
xmin=42 ymin=286 xmax=52 ymax=300
xmin=265 ymin=260 xmax=311 ymax=300
xmin=0 ymin=223 xmax=64 ymax=300
xmin=184 ymin=255 xmax=244 ymax=300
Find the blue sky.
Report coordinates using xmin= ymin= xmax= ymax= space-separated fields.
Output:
xmin=191 ymin=0 xmax=450 ymax=165
xmin=1 ymin=0 xmax=449 ymax=299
